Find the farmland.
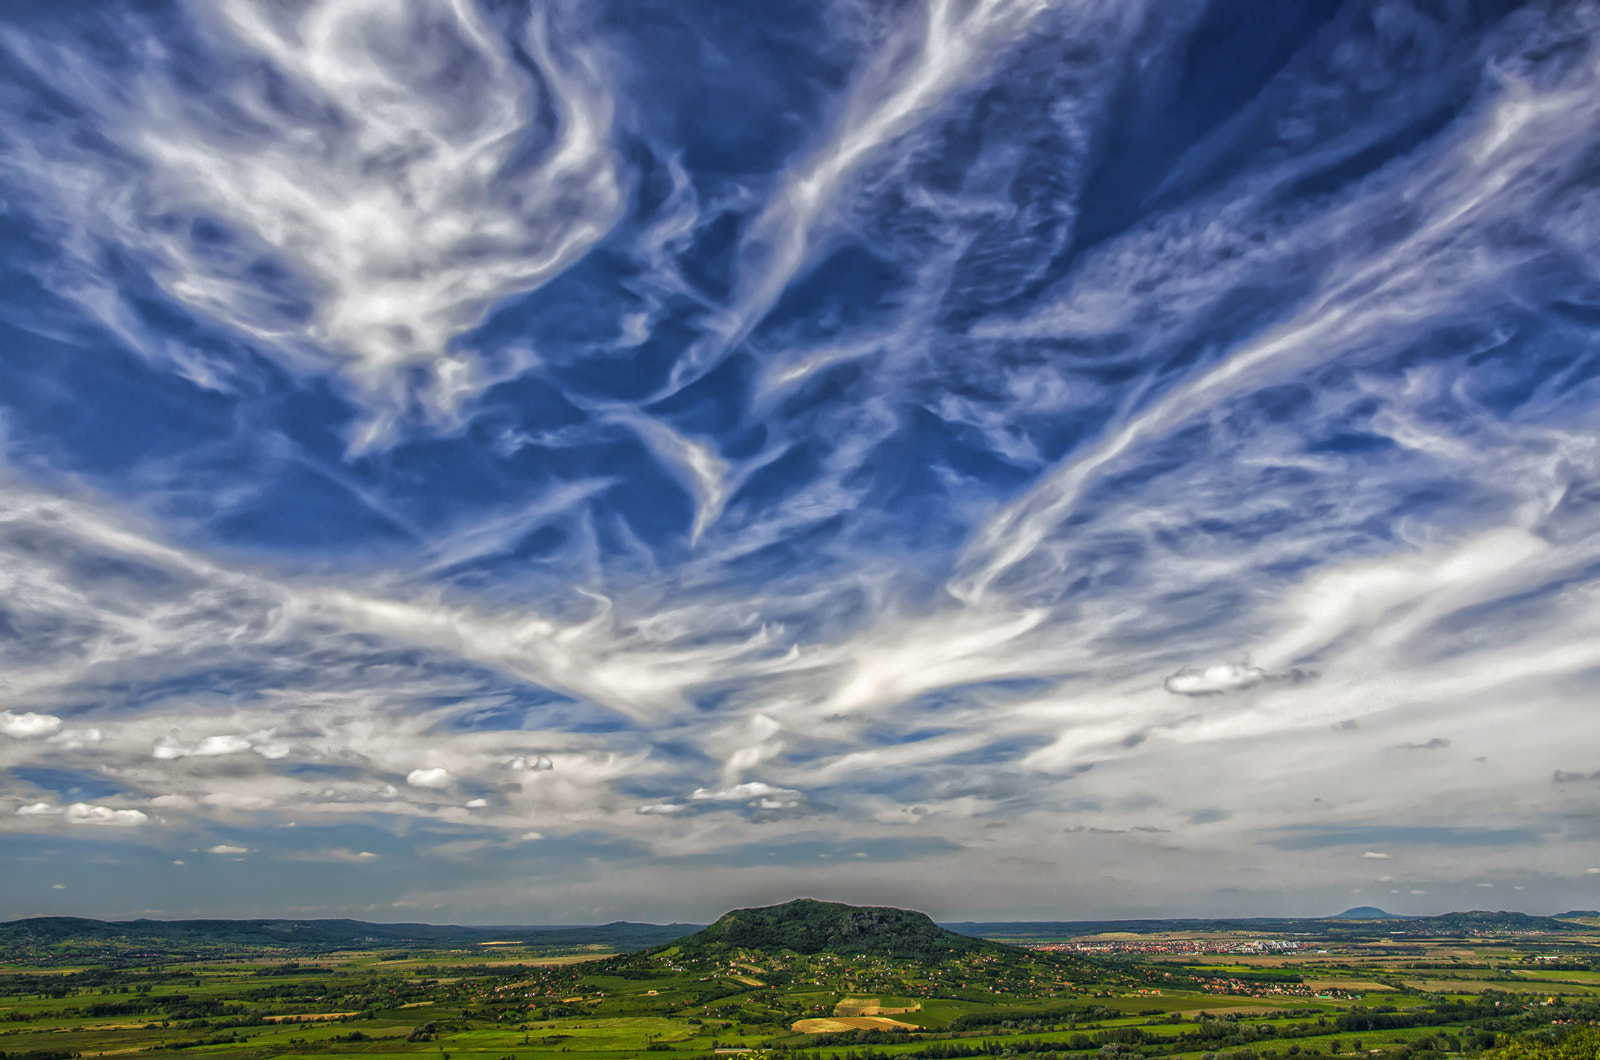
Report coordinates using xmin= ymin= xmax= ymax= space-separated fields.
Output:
xmin=4 ymin=905 xmax=1600 ymax=1060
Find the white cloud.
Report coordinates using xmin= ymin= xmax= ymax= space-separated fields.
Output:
xmin=207 ymin=844 xmax=248 ymax=855
xmin=406 ymin=768 xmax=453 ymax=790
xmin=674 ymin=0 xmax=1078 ymax=391
xmin=1586 ymin=868 xmax=1600 ymax=875
xmin=0 ymin=711 xmax=63 ymax=739
xmin=66 ymin=803 xmax=149 ymax=827
xmin=0 ymin=2 xmax=1597 ymax=922
xmin=520 ymin=831 xmax=544 ymax=840
xmin=511 ymin=756 xmax=553 ymax=772
xmin=15 ymin=802 xmax=60 ymax=816
xmin=465 ymin=798 xmax=488 ymax=808
xmin=153 ymin=730 xmax=287 ymax=760
xmin=1363 ymin=851 xmax=1393 ymax=859
xmin=1163 ymin=663 xmax=1266 ymax=696
xmin=48 ymin=727 xmax=103 ymax=750
xmin=3 ymin=0 xmax=624 ymax=450
xmin=610 ymin=412 xmax=732 ymax=543
xmin=690 ymin=781 xmax=802 ymax=808
xmin=201 ymin=792 xmax=274 ymax=810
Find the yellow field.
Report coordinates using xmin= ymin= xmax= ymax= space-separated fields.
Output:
xmin=793 ymin=1016 xmax=922 ymax=1033
xmin=832 ymin=997 xmax=921 ymax=1016
xmin=1404 ymin=979 xmax=1598 ymax=994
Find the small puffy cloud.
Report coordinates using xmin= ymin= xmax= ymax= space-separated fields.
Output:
xmin=303 ymin=847 xmax=378 ymax=863
xmin=15 ymin=802 xmax=60 ymax=816
xmin=49 ymin=727 xmax=102 ymax=750
xmin=690 ymin=781 xmax=802 ymax=808
xmin=153 ymin=730 xmax=287 ymax=760
xmin=201 ymin=791 xmax=274 ymax=810
xmin=465 ymin=798 xmax=488 ymax=808
xmin=1363 ymin=850 xmax=1392 ymax=859
xmin=1376 ymin=874 xmax=1394 ymax=881
xmin=149 ymin=794 xmax=195 ymax=809
xmin=636 ymin=803 xmax=685 ymax=815
xmin=1 ymin=711 xmax=63 ymax=739
xmin=1164 ymin=662 xmax=1316 ymax=696
xmin=521 ymin=831 xmax=544 ymax=840
xmin=207 ymin=843 xmax=248 ymax=855
xmin=1586 ymin=867 xmax=1600 ymax=875
xmin=66 ymin=803 xmax=148 ymax=827
xmin=1410 ymin=889 xmax=1427 ymax=894
xmin=406 ymin=767 xmax=453 ymax=789
xmin=52 ymin=884 xmax=65 ymax=890
xmin=1165 ymin=663 xmax=1264 ymax=695
xmin=154 ymin=734 xmax=247 ymax=759
xmin=511 ymin=755 xmax=553 ymax=771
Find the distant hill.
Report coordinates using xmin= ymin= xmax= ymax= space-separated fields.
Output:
xmin=0 ymin=917 xmax=702 ymax=960
xmin=5 ymin=903 xmax=1587 ymax=964
xmin=665 ymin=898 xmax=1013 ymax=961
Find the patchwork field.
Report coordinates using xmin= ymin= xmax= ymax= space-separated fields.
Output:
xmin=4 ymin=910 xmax=1600 ymax=1060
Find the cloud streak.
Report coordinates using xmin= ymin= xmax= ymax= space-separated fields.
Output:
xmin=1 ymin=0 xmax=623 ymax=449
xmin=1 ymin=0 xmax=1600 ymax=921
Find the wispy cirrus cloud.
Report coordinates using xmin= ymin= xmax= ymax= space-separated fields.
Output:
xmin=0 ymin=0 xmax=623 ymax=450
xmin=2 ymin=0 xmax=1600 ymax=922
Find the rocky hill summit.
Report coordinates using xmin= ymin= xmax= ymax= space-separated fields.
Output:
xmin=667 ymin=898 xmax=1009 ymax=960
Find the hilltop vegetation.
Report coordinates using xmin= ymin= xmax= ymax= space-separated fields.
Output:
xmin=669 ymin=900 xmax=1010 ymax=961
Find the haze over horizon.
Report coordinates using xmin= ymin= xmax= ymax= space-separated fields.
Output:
xmin=2 ymin=0 xmax=1600 ymax=926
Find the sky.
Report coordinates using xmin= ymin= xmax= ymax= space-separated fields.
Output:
xmin=1 ymin=0 xmax=1600 ymax=926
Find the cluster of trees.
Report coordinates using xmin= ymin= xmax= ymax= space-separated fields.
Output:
xmin=949 ymin=1005 xmax=1122 ymax=1030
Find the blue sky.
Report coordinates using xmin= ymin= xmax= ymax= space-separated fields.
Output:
xmin=2 ymin=0 xmax=1600 ymax=924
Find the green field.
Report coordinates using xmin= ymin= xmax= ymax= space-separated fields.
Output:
xmin=5 ymin=918 xmax=1600 ymax=1060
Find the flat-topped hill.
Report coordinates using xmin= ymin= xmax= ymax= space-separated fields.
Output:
xmin=669 ymin=898 xmax=1010 ymax=960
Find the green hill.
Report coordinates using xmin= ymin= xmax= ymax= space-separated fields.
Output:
xmin=667 ymin=898 xmax=1012 ymax=961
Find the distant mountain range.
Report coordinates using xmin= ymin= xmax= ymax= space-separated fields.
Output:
xmin=0 ymin=916 xmax=702 ymax=959
xmin=1 ymin=903 xmax=1590 ymax=961
xmin=944 ymin=909 xmax=1588 ymax=939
